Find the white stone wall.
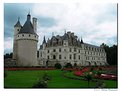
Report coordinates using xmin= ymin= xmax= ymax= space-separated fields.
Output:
xmin=16 ymin=34 xmax=38 ymax=66
xmin=38 ymin=44 xmax=107 ymax=67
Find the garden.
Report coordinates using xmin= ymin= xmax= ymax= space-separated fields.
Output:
xmin=4 ymin=66 xmax=117 ymax=88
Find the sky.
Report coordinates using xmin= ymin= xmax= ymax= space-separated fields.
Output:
xmin=4 ymin=3 xmax=117 ymax=54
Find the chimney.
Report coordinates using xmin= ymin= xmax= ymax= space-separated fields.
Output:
xmin=33 ymin=17 xmax=37 ymax=33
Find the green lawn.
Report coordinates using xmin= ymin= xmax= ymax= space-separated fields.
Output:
xmin=4 ymin=70 xmax=117 ymax=88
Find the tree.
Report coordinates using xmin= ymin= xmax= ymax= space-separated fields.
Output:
xmin=84 ymin=73 xmax=92 ymax=87
xmin=100 ymin=43 xmax=117 ymax=65
xmin=4 ymin=53 xmax=13 ymax=59
xmin=54 ymin=63 xmax=62 ymax=69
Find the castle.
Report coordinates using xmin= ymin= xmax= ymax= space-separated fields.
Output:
xmin=13 ymin=13 xmax=107 ymax=67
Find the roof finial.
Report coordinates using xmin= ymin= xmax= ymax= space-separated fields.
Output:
xmin=28 ymin=9 xmax=30 ymax=15
xmin=64 ymin=29 xmax=66 ymax=34
xmin=18 ymin=17 xmax=20 ymax=21
xmin=52 ymin=32 xmax=54 ymax=36
xmin=43 ymin=36 xmax=46 ymax=44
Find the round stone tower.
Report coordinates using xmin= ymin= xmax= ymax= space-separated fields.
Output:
xmin=14 ymin=13 xmax=38 ymax=66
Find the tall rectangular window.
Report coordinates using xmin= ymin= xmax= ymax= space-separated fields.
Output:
xmin=74 ymin=54 xmax=76 ymax=59
xmin=70 ymin=48 xmax=72 ymax=52
xmin=79 ymin=49 xmax=80 ymax=53
xmin=79 ymin=55 xmax=80 ymax=60
xmin=48 ymin=50 xmax=49 ymax=53
xmin=47 ymin=55 xmax=49 ymax=59
xmin=74 ymin=48 xmax=76 ymax=52
xmin=70 ymin=54 xmax=72 ymax=59
xmin=59 ymin=48 xmax=61 ymax=52
xmin=59 ymin=55 xmax=61 ymax=59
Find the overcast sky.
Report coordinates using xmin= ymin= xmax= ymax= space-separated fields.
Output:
xmin=4 ymin=3 xmax=117 ymax=54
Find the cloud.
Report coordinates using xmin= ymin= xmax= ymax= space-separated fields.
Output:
xmin=4 ymin=37 xmax=13 ymax=54
xmin=4 ymin=3 xmax=117 ymax=53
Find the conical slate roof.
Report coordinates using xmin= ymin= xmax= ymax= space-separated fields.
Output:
xmin=42 ymin=36 xmax=46 ymax=44
xmin=14 ymin=19 xmax=22 ymax=27
xmin=18 ymin=14 xmax=37 ymax=35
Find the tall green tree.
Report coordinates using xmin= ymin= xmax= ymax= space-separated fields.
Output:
xmin=100 ymin=43 xmax=117 ymax=65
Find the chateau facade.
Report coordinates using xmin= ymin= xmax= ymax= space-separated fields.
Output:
xmin=38 ymin=31 xmax=107 ymax=67
xmin=13 ymin=13 xmax=107 ymax=67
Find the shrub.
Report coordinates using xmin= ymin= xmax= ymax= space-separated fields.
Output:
xmin=65 ymin=63 xmax=73 ymax=68
xmin=42 ymin=73 xmax=51 ymax=81
xmin=90 ymin=67 xmax=94 ymax=71
xmin=54 ymin=63 xmax=62 ymax=69
xmin=33 ymin=73 xmax=51 ymax=88
xmin=74 ymin=63 xmax=77 ymax=67
xmin=32 ymin=80 xmax=47 ymax=88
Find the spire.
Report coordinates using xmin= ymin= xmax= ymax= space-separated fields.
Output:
xmin=64 ymin=29 xmax=66 ymax=34
xmin=14 ymin=17 xmax=22 ymax=27
xmin=27 ymin=12 xmax=31 ymax=21
xmin=81 ymin=37 xmax=84 ymax=44
xmin=43 ymin=36 xmax=46 ymax=44
xmin=52 ymin=32 xmax=54 ymax=36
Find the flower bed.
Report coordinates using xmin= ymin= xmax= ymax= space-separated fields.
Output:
xmin=95 ymin=74 xmax=117 ymax=80
xmin=62 ymin=68 xmax=77 ymax=71
xmin=73 ymin=66 xmax=117 ymax=80
xmin=4 ymin=68 xmax=56 ymax=71
xmin=74 ymin=71 xmax=84 ymax=76
xmin=73 ymin=67 xmax=90 ymax=77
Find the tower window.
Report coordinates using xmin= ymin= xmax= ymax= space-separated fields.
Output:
xmin=17 ymin=29 xmax=19 ymax=31
xmin=29 ymin=34 xmax=30 ymax=37
xmin=22 ymin=34 xmax=24 ymax=37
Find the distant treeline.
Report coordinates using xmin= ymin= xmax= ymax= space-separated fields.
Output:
xmin=100 ymin=43 xmax=117 ymax=65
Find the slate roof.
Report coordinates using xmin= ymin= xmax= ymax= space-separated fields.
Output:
xmin=14 ymin=20 xmax=22 ymax=27
xmin=18 ymin=14 xmax=37 ymax=35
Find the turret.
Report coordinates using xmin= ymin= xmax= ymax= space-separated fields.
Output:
xmin=14 ymin=17 xmax=22 ymax=36
xmin=42 ymin=36 xmax=46 ymax=49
